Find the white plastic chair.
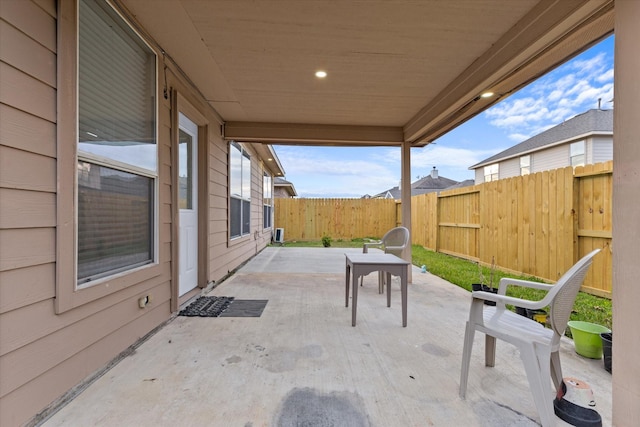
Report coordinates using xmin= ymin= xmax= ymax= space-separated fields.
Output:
xmin=361 ymin=226 xmax=410 ymax=292
xmin=459 ymin=249 xmax=600 ymax=427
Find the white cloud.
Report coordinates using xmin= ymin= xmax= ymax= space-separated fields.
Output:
xmin=597 ymin=68 xmax=614 ymax=83
xmin=508 ymin=133 xmax=530 ymax=142
xmin=570 ymin=52 xmax=607 ymax=75
xmin=412 ymin=145 xmax=499 ymax=168
xmin=482 ymin=46 xmax=614 ymax=142
xmin=275 ymin=146 xmax=400 ymax=197
xmin=547 ymin=90 xmax=564 ymax=101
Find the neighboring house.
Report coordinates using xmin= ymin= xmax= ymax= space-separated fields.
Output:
xmin=470 ymin=109 xmax=613 ymax=184
xmin=371 ymin=167 xmax=469 ymax=199
xmin=274 ymin=177 xmax=298 ymax=198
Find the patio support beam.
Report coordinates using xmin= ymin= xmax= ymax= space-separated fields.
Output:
xmin=401 ymin=140 xmax=412 ymax=283
xmin=612 ymin=0 xmax=640 ymax=423
xmin=223 ymin=122 xmax=404 ymax=146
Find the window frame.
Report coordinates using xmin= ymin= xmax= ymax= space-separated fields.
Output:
xmin=56 ymin=0 xmax=161 ymax=313
xmin=263 ymin=171 xmax=273 ymax=230
xmin=484 ymin=164 xmax=499 ymax=182
xmin=229 ymin=142 xmax=252 ymax=240
xmin=520 ymin=155 xmax=531 ymax=176
xmin=570 ymin=140 xmax=586 ymax=167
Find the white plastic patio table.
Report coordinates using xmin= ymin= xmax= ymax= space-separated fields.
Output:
xmin=345 ymin=253 xmax=410 ymax=327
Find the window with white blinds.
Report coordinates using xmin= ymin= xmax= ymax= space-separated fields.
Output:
xmin=230 ymin=142 xmax=251 ymax=239
xmin=76 ymin=0 xmax=157 ymax=285
xmin=263 ymin=172 xmax=272 ymax=229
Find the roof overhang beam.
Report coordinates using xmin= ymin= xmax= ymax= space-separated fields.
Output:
xmin=224 ymin=122 xmax=405 ymax=146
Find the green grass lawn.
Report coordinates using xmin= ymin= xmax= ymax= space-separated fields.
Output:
xmin=274 ymin=239 xmax=612 ymax=333
xmin=411 ymin=245 xmax=612 ymax=333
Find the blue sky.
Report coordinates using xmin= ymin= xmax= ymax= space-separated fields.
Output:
xmin=274 ymin=35 xmax=614 ymax=198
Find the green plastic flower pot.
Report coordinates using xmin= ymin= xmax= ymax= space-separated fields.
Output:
xmin=568 ymin=321 xmax=611 ymax=359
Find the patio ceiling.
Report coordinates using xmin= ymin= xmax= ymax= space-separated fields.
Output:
xmin=121 ymin=0 xmax=614 ymax=146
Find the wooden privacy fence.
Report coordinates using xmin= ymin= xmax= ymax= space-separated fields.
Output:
xmin=274 ymin=197 xmax=397 ymax=241
xmin=274 ymin=161 xmax=613 ymax=297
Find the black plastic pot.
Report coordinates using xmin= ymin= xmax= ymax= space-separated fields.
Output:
xmin=515 ymin=307 xmax=547 ymax=324
xmin=471 ymin=284 xmax=497 ymax=306
xmin=600 ymin=332 xmax=612 ymax=373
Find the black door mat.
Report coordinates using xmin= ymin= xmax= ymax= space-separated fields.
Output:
xmin=178 ymin=296 xmax=268 ymax=318
xmin=178 ymin=296 xmax=234 ymax=317
xmin=219 ymin=299 xmax=268 ymax=317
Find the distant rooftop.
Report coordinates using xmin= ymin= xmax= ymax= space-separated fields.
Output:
xmin=370 ymin=167 xmax=469 ymax=199
xmin=274 ymin=177 xmax=298 ymax=197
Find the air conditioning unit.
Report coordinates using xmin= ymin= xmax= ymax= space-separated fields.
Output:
xmin=274 ymin=228 xmax=284 ymax=243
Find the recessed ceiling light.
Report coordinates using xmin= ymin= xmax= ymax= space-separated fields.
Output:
xmin=481 ymin=92 xmax=494 ymax=98
xmin=315 ymin=70 xmax=327 ymax=78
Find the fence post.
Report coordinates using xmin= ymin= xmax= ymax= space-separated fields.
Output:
xmin=435 ymin=193 xmax=440 ymax=253
xmin=571 ymin=168 xmax=580 ymax=265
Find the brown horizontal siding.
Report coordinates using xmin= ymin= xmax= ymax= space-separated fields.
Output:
xmin=0 ymin=19 xmax=56 ymax=87
xmin=161 ymin=202 xmax=173 ymax=224
xmin=0 ymin=282 xmax=171 ymax=398
xmin=32 ymin=0 xmax=56 ymax=18
xmin=0 ymin=62 xmax=56 ymax=122
xmin=0 ymin=104 xmax=56 ymax=157
xmin=0 ymin=0 xmax=56 ymax=53
xmin=0 ymin=1 xmax=174 ymax=424
xmin=0 ymin=299 xmax=170 ymax=427
xmin=0 ymin=145 xmax=56 ymax=192
xmin=0 ymin=228 xmax=55 ymax=271
xmin=0 ymin=187 xmax=56 ymax=229
xmin=0 ymin=0 xmax=275 ymax=424
xmin=0 ymin=261 xmax=171 ymax=357
xmin=159 ymin=142 xmax=171 ymax=168
xmin=0 ymin=263 xmax=55 ymax=314
xmin=210 ymin=204 xmax=227 ymax=221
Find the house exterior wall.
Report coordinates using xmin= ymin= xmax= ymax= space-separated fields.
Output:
xmin=530 ymin=143 xmax=569 ymax=173
xmin=498 ymin=157 xmax=519 ymax=178
xmin=274 ymin=186 xmax=290 ymax=198
xmin=474 ymin=168 xmax=484 ymax=183
xmin=474 ymin=135 xmax=614 ymax=184
xmin=0 ymin=1 xmax=272 ymax=425
xmin=592 ymin=135 xmax=613 ymax=163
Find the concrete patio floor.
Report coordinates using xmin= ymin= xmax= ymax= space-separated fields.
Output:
xmin=42 ymin=247 xmax=612 ymax=426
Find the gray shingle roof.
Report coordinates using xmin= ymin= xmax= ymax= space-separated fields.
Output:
xmin=371 ymin=170 xmax=464 ymax=198
xmin=274 ymin=176 xmax=298 ymax=197
xmin=470 ymin=109 xmax=613 ymax=169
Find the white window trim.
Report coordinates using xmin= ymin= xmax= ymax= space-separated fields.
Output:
xmin=263 ymin=171 xmax=273 ymax=230
xmin=484 ymin=164 xmax=499 ymax=182
xmin=520 ymin=155 xmax=531 ymax=176
xmin=229 ymin=142 xmax=252 ymax=240
xmin=570 ymin=140 xmax=586 ymax=167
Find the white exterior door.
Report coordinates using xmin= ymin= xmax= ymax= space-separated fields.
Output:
xmin=178 ymin=113 xmax=198 ymax=296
